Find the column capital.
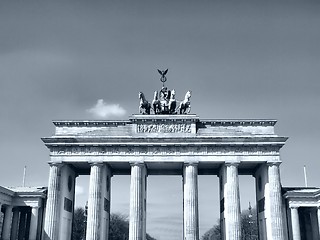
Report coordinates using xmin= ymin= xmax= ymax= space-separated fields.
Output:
xmin=290 ymin=206 xmax=299 ymax=210
xmin=266 ymin=161 xmax=281 ymax=167
xmin=225 ymin=161 xmax=240 ymax=167
xmin=184 ymin=161 xmax=199 ymax=166
xmin=48 ymin=162 xmax=64 ymax=168
xmin=89 ymin=161 xmax=104 ymax=167
xmin=5 ymin=205 xmax=13 ymax=211
xmin=130 ymin=161 xmax=145 ymax=167
xmin=13 ymin=207 xmax=20 ymax=212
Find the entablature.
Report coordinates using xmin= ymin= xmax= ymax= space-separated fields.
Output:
xmin=50 ymin=115 xmax=280 ymax=137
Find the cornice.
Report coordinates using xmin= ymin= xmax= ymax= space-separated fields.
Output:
xmin=42 ymin=136 xmax=288 ymax=146
xmin=200 ymin=119 xmax=277 ymax=126
xmin=283 ymin=189 xmax=320 ymax=199
xmin=53 ymin=120 xmax=130 ymax=127
xmin=52 ymin=118 xmax=277 ymax=127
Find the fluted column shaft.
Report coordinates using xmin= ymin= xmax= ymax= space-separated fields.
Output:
xmin=267 ymin=162 xmax=285 ymax=240
xmin=29 ymin=207 xmax=39 ymax=240
xmin=317 ymin=207 xmax=320 ymax=238
xmin=18 ymin=210 xmax=27 ymax=240
xmin=11 ymin=208 xmax=20 ymax=240
xmin=183 ymin=163 xmax=199 ymax=240
xmin=225 ymin=163 xmax=241 ymax=240
xmin=86 ymin=163 xmax=103 ymax=240
xmin=129 ymin=163 xmax=146 ymax=240
xmin=44 ymin=163 xmax=63 ymax=240
xmin=2 ymin=206 xmax=13 ymax=240
xmin=290 ymin=207 xmax=301 ymax=240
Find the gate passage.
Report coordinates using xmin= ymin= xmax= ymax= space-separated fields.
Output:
xmin=42 ymin=114 xmax=287 ymax=240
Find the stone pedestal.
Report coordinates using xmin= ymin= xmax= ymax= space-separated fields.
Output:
xmin=290 ymin=207 xmax=301 ymax=240
xmin=86 ymin=163 xmax=103 ymax=240
xmin=2 ymin=206 xmax=13 ymax=240
xmin=267 ymin=162 xmax=285 ymax=240
xmin=129 ymin=163 xmax=147 ymax=240
xmin=44 ymin=163 xmax=63 ymax=240
xmin=29 ymin=207 xmax=39 ymax=240
xmin=183 ymin=163 xmax=199 ymax=240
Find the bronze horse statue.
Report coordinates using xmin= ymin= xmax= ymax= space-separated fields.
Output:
xmin=139 ymin=92 xmax=151 ymax=114
xmin=152 ymin=91 xmax=161 ymax=114
xmin=178 ymin=91 xmax=191 ymax=114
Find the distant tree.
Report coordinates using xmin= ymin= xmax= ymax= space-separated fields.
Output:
xmin=240 ymin=207 xmax=258 ymax=240
xmin=201 ymin=207 xmax=258 ymax=240
xmin=109 ymin=213 xmax=129 ymax=240
xmin=109 ymin=213 xmax=157 ymax=240
xmin=72 ymin=209 xmax=157 ymax=240
xmin=72 ymin=207 xmax=86 ymax=240
xmin=201 ymin=220 xmax=221 ymax=240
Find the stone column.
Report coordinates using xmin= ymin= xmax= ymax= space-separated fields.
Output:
xmin=129 ymin=162 xmax=147 ymax=240
xmin=25 ymin=210 xmax=32 ymax=240
xmin=290 ymin=207 xmax=301 ymax=240
xmin=29 ymin=207 xmax=39 ymax=240
xmin=86 ymin=163 xmax=103 ymax=240
xmin=267 ymin=162 xmax=285 ymax=240
xmin=2 ymin=206 xmax=13 ymax=240
xmin=0 ymin=202 xmax=2 ymax=237
xmin=317 ymin=207 xmax=320 ymax=238
xmin=183 ymin=162 xmax=199 ymax=240
xmin=18 ymin=210 xmax=27 ymax=240
xmin=11 ymin=208 xmax=20 ymax=240
xmin=224 ymin=162 xmax=241 ymax=240
xmin=43 ymin=163 xmax=63 ymax=240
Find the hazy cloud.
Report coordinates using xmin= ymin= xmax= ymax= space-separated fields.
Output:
xmin=75 ymin=185 xmax=84 ymax=196
xmin=87 ymin=99 xmax=126 ymax=119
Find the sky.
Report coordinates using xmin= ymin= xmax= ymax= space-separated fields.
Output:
xmin=0 ymin=0 xmax=320 ymax=239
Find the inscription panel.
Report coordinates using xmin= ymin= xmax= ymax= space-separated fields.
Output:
xmin=137 ymin=123 xmax=191 ymax=133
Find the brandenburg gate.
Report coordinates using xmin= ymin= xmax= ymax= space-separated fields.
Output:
xmin=42 ymin=71 xmax=288 ymax=240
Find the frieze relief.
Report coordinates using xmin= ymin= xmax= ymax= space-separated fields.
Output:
xmin=137 ymin=123 xmax=191 ymax=133
xmin=50 ymin=145 xmax=279 ymax=156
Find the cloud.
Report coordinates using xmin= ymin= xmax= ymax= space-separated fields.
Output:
xmin=75 ymin=185 xmax=84 ymax=196
xmin=87 ymin=99 xmax=126 ymax=119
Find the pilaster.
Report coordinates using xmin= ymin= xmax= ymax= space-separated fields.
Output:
xmin=129 ymin=162 xmax=147 ymax=240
